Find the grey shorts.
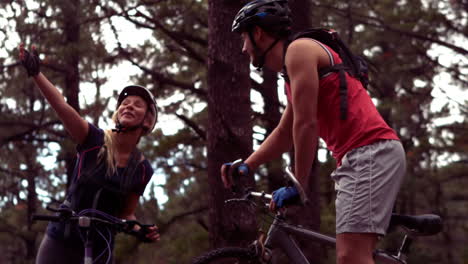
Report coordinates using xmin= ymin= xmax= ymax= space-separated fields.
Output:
xmin=331 ymin=140 xmax=406 ymax=235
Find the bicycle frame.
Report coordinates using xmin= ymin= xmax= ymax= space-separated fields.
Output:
xmin=245 ymin=192 xmax=406 ymax=264
xmin=218 ymin=168 xmax=442 ymax=264
xmin=260 ymin=215 xmax=406 ymax=264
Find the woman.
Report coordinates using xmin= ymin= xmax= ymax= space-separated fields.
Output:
xmin=19 ymin=44 xmax=160 ymax=264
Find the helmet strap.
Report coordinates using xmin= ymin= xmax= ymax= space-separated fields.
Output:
xmin=112 ymin=110 xmax=150 ymax=134
xmin=248 ymin=30 xmax=280 ymax=71
xmin=112 ymin=120 xmax=140 ymax=133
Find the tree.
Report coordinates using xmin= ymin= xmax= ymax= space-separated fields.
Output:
xmin=206 ymin=0 xmax=257 ymax=248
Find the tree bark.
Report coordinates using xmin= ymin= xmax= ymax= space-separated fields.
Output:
xmin=207 ymin=0 xmax=257 ymax=248
xmin=260 ymin=69 xmax=284 ymax=191
xmin=62 ymin=0 xmax=81 ymax=189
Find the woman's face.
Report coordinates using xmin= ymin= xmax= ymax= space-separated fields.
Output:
xmin=117 ymin=95 xmax=149 ymax=127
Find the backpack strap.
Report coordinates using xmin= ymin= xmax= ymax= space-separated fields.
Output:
xmin=282 ymin=36 xmax=349 ymax=120
xmin=120 ymin=148 xmax=142 ymax=191
xmin=64 ymin=151 xmax=102 ymax=209
xmin=62 ymin=150 xmax=104 ymax=238
xmin=88 ymin=147 xmax=142 ymax=212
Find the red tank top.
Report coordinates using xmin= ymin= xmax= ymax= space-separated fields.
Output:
xmin=284 ymin=41 xmax=399 ymax=165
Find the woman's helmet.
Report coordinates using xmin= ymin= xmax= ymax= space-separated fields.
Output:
xmin=232 ymin=0 xmax=291 ymax=37
xmin=114 ymin=85 xmax=158 ymax=134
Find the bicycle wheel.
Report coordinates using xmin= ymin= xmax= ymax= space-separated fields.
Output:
xmin=192 ymin=247 xmax=260 ymax=264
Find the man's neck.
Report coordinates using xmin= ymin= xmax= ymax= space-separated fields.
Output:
xmin=264 ymin=39 xmax=285 ymax=72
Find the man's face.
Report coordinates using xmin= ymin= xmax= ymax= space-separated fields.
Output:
xmin=241 ymin=32 xmax=262 ymax=67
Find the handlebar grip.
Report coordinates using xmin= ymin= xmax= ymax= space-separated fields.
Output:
xmin=133 ymin=225 xmax=156 ymax=243
xmin=123 ymin=220 xmax=154 ymax=231
xmin=32 ymin=214 xmax=61 ymax=222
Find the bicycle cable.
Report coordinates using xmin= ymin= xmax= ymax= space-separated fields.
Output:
xmin=95 ymin=226 xmax=113 ymax=264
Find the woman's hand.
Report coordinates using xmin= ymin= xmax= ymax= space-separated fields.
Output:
xmin=134 ymin=225 xmax=160 ymax=243
xmin=19 ymin=43 xmax=41 ymax=77
xmin=143 ymin=225 xmax=160 ymax=242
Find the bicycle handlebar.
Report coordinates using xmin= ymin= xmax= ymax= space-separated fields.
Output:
xmin=32 ymin=214 xmax=61 ymax=222
xmin=284 ymin=167 xmax=309 ymax=205
xmin=32 ymin=206 xmax=154 ymax=235
xmin=227 ymin=162 xmax=309 ymax=205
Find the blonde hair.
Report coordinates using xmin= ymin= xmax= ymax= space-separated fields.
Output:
xmin=142 ymin=110 xmax=157 ymax=135
xmin=98 ymin=108 xmax=155 ymax=177
xmin=98 ymin=129 xmax=118 ymax=177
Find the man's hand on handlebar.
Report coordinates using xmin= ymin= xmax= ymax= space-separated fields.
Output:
xmin=269 ymin=186 xmax=300 ymax=211
xmin=220 ymin=160 xmax=250 ymax=189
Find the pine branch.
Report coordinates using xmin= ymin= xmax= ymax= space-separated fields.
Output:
xmin=0 ymin=61 xmax=21 ymax=72
xmin=0 ymin=120 xmax=63 ymax=147
xmin=175 ymin=113 xmax=206 ymax=140
xmin=158 ymin=206 xmax=208 ymax=234
xmin=107 ymin=18 xmax=207 ymax=98
xmin=314 ymin=3 xmax=468 ymax=55
xmin=122 ymin=9 xmax=206 ymax=63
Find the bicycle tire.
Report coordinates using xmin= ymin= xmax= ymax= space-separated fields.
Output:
xmin=192 ymin=247 xmax=261 ymax=264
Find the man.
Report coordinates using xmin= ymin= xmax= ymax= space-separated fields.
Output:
xmin=221 ymin=1 xmax=406 ymax=263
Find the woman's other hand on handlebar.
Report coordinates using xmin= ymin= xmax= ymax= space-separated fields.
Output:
xmin=134 ymin=225 xmax=160 ymax=243
xmin=144 ymin=225 xmax=160 ymax=242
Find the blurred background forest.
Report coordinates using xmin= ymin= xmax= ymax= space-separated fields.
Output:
xmin=0 ymin=0 xmax=467 ymax=263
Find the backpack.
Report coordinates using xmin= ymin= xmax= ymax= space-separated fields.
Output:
xmin=282 ymin=28 xmax=369 ymax=120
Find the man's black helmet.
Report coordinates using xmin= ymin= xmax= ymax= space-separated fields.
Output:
xmin=232 ymin=0 xmax=291 ymax=36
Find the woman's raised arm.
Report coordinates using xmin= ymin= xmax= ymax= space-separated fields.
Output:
xmin=20 ymin=44 xmax=88 ymax=144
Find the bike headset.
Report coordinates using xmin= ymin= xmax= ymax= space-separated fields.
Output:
xmin=232 ymin=0 xmax=292 ymax=71
xmin=113 ymin=85 xmax=158 ymax=135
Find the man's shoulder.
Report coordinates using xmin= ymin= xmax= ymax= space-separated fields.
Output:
xmin=288 ymin=38 xmax=325 ymax=53
xmin=286 ymin=38 xmax=333 ymax=71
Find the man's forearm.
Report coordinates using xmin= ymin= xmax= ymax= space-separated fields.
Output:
xmin=245 ymin=126 xmax=293 ymax=170
xmin=293 ymin=121 xmax=318 ymax=187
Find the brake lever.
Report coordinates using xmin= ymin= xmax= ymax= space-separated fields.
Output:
xmin=241 ymin=187 xmax=255 ymax=199
xmin=46 ymin=205 xmax=73 ymax=217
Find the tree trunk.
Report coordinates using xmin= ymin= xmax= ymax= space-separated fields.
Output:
xmin=289 ymin=0 xmax=313 ymax=31
xmin=207 ymin=0 xmax=257 ymax=248
xmin=260 ymin=69 xmax=284 ymax=191
xmin=62 ymin=0 xmax=81 ymax=189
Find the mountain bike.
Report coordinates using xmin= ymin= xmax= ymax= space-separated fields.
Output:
xmin=192 ymin=164 xmax=443 ymax=264
xmin=33 ymin=205 xmax=155 ymax=264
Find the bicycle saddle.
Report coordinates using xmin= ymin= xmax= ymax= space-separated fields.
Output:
xmin=388 ymin=214 xmax=443 ymax=236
